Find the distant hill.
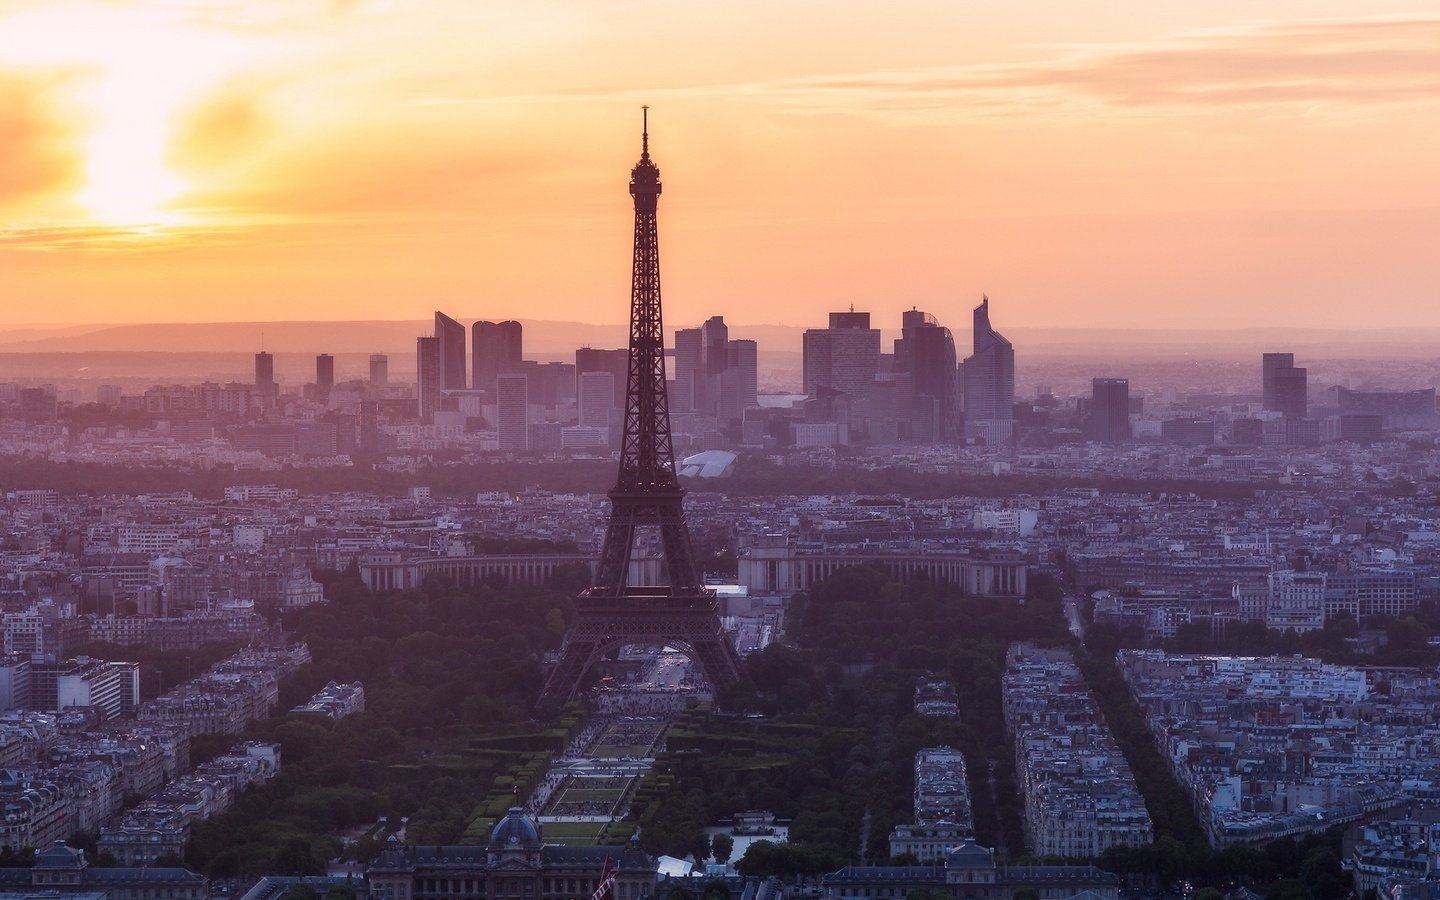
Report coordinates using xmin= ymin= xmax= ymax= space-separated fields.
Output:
xmin=0 ymin=320 xmax=628 ymax=356
xmin=0 ymin=321 xmax=1436 ymax=383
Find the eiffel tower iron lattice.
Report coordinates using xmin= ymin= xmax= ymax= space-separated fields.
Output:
xmin=538 ymin=112 xmax=746 ymax=707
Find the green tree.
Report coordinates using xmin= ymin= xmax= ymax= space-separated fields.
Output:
xmin=274 ymin=839 xmax=324 ymax=876
xmin=711 ymin=833 xmax=734 ymax=865
xmin=545 ymin=609 xmax=567 ymax=637
xmin=1266 ymin=879 xmax=1312 ymax=900
xmin=701 ymin=878 xmax=730 ymax=900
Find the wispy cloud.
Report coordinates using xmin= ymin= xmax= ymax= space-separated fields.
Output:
xmin=415 ymin=16 xmax=1440 ymax=123
xmin=0 ymin=221 xmax=242 ymax=251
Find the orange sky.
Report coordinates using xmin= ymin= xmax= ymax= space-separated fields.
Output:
xmin=1 ymin=1 xmax=1438 ymax=331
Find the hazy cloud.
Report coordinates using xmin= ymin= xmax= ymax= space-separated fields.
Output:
xmin=417 ymin=16 xmax=1440 ymax=122
xmin=0 ymin=71 xmax=85 ymax=206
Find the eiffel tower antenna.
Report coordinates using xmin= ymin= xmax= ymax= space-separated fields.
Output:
xmin=538 ymin=111 xmax=746 ymax=707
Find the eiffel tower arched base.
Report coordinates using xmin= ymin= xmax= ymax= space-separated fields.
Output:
xmin=537 ymin=592 xmax=745 ymax=707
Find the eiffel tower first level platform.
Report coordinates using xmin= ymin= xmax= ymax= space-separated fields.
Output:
xmin=539 ymin=590 xmax=745 ymax=706
xmin=537 ymin=111 xmax=746 ymax=708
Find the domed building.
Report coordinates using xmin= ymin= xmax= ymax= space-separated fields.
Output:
xmin=821 ymin=838 xmax=1118 ymax=900
xmin=368 ymin=808 xmax=657 ymax=900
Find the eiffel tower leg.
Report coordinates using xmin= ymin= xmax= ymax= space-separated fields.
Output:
xmin=687 ymin=632 xmax=744 ymax=690
xmin=539 ymin=632 xmax=605 ymax=708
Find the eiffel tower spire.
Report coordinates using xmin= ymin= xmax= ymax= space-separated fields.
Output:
xmin=538 ymin=113 xmax=745 ymax=707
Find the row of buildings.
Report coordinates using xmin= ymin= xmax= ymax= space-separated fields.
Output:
xmin=98 ymin=740 xmax=281 ymax=864
xmin=0 ymin=643 xmax=305 ymax=851
xmin=101 ymin=671 xmax=340 ymax=864
xmin=1116 ymin=650 xmax=1432 ymax=846
xmin=888 ymin=746 xmax=974 ymax=862
xmin=1003 ymin=645 xmax=1154 ymax=858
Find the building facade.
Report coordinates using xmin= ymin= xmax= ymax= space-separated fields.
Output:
xmin=823 ymin=840 xmax=1118 ymax=900
xmin=368 ymin=807 xmax=656 ymax=900
xmin=473 ymin=321 xmax=523 ymax=391
xmin=961 ymin=297 xmax=1014 ymax=446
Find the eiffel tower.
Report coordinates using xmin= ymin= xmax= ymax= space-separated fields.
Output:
xmin=538 ymin=112 xmax=745 ymax=707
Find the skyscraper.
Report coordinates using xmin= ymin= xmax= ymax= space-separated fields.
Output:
xmin=358 ymin=400 xmax=380 ymax=455
xmin=1262 ymin=352 xmax=1307 ymax=419
xmin=575 ymin=347 xmax=629 ymax=406
xmin=803 ymin=311 xmax=880 ymax=401
xmin=496 ymin=372 xmax=529 ymax=451
xmin=416 ymin=336 xmax=440 ymax=420
xmin=369 ymin=354 xmax=389 ymax=386
xmin=894 ymin=308 xmax=958 ymax=441
xmin=1274 ymin=367 xmax=1308 ymax=419
xmin=255 ymin=352 xmax=274 ymax=403
xmin=961 ymin=296 xmax=1015 ymax=445
xmin=672 ymin=327 xmax=702 ymax=413
xmin=472 ymin=320 xmax=523 ymax=390
xmin=578 ymin=371 xmax=616 ymax=429
xmin=1089 ymin=378 xmax=1131 ymax=442
xmin=700 ymin=315 xmax=729 ymax=416
xmin=315 ymin=354 xmax=335 ymax=406
xmin=719 ymin=339 xmax=758 ymax=425
xmin=435 ymin=312 xmax=467 ymax=391
xmin=1261 ymin=353 xmax=1293 ymax=410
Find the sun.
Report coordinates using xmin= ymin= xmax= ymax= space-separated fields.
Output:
xmin=77 ymin=69 xmax=190 ymax=226
xmin=0 ymin=4 xmax=268 ymax=228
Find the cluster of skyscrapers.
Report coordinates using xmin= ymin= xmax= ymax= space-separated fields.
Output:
xmin=800 ymin=296 xmax=1015 ymax=445
xmin=417 ymin=313 xmax=523 ymax=420
xmin=673 ymin=316 xmax=758 ymax=427
xmin=405 ymin=311 xmax=759 ymax=453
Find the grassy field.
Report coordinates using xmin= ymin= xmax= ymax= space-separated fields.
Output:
xmin=540 ymin=821 xmax=609 ymax=843
xmin=563 ymin=788 xmax=627 ymax=802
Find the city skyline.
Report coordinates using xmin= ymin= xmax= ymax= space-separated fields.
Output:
xmin=1 ymin=2 xmax=1438 ymax=330
xmin=5 ymin=3 xmax=1440 ymax=887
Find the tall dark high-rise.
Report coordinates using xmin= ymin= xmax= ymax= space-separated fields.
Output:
xmin=1261 ymin=352 xmax=1293 ymax=409
xmin=539 ymin=113 xmax=744 ymax=707
xmin=434 ymin=312 xmax=467 ymax=391
xmin=961 ymin=296 xmax=1015 ymax=445
xmin=369 ymin=353 xmax=388 ymax=386
xmin=496 ymin=372 xmax=529 ymax=451
xmin=358 ymin=400 xmax=380 ymax=454
xmin=578 ymin=371 xmax=616 ymax=430
xmin=895 ymin=308 xmax=958 ymax=442
xmin=719 ymin=338 xmax=758 ymax=426
xmin=803 ymin=310 xmax=880 ymax=401
xmin=1274 ymin=368 xmax=1308 ymax=419
xmin=416 ymin=336 xmax=440 ymax=420
xmin=254 ymin=352 xmax=274 ymax=403
xmin=316 ymin=354 xmax=334 ymax=405
xmin=672 ymin=327 xmax=702 ymax=413
xmin=701 ymin=315 xmax=729 ymax=410
xmin=575 ymin=347 xmax=629 ymax=407
xmin=472 ymin=320 xmax=523 ymax=390
xmin=1089 ymin=378 xmax=1131 ymax=442
xmin=1262 ymin=352 xmax=1307 ymax=419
